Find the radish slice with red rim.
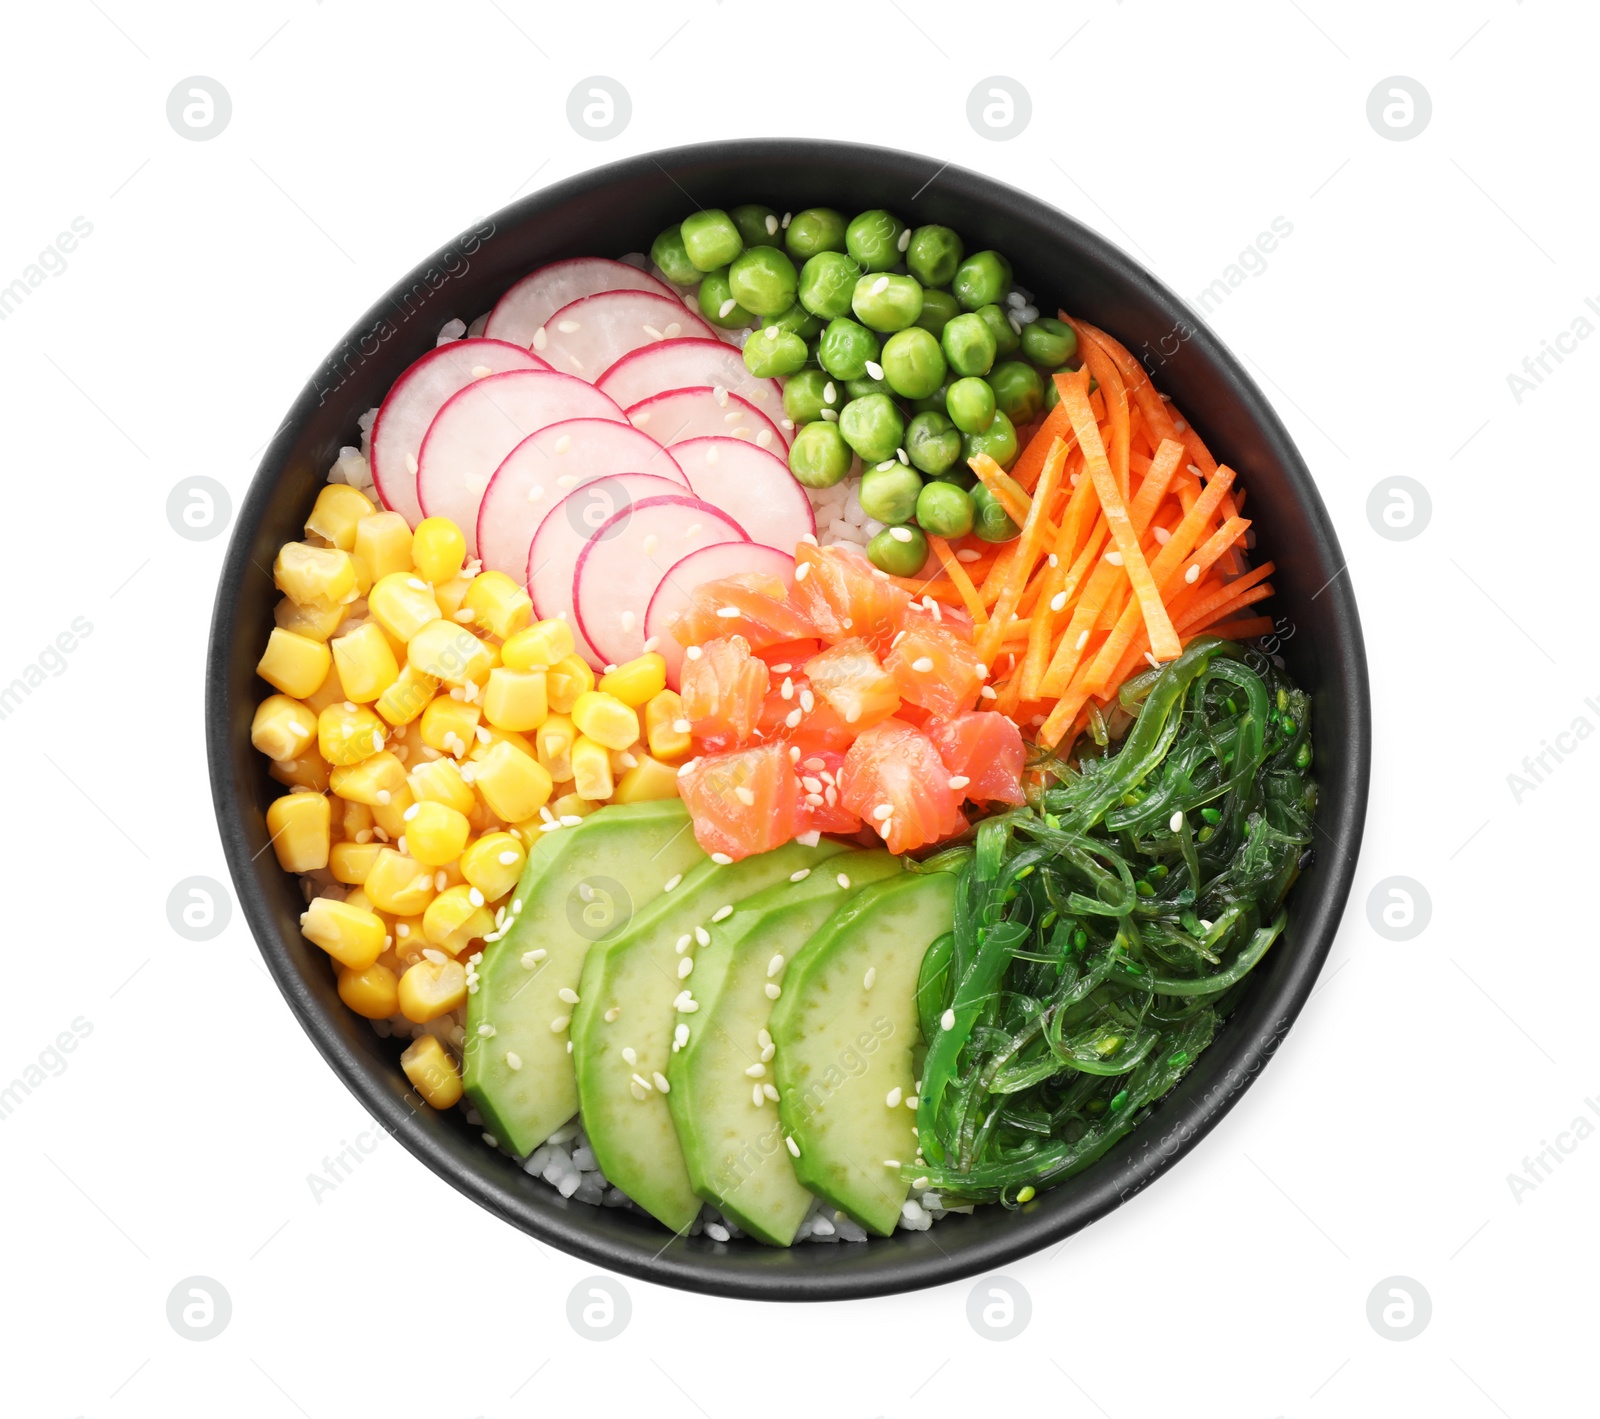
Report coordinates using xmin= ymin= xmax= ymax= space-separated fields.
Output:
xmin=369 ymin=339 xmax=547 ymax=526
xmin=644 ymin=542 xmax=797 ymax=690
xmin=485 ymin=258 xmax=675 ymax=350
xmin=573 ymin=496 xmax=749 ymax=669
xmin=624 ymin=386 xmax=786 ymax=452
xmin=476 ymin=418 xmax=685 ymax=580
xmin=536 ymin=291 xmax=716 ymax=382
xmin=596 ymin=339 xmax=787 ymax=442
xmin=416 ymin=370 xmax=625 ymax=555
xmin=672 ymin=436 xmax=814 ymax=554
xmin=524 ymin=473 xmax=689 ymax=664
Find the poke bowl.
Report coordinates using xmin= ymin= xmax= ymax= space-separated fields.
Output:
xmin=207 ymin=139 xmax=1370 ymax=1300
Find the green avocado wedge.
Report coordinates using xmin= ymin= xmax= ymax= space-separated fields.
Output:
xmin=668 ymin=850 xmax=904 ymax=1245
xmin=464 ymin=800 xmax=706 ymax=1158
xmin=573 ymin=838 xmax=850 ymax=1234
xmin=771 ymin=871 xmax=956 ymax=1236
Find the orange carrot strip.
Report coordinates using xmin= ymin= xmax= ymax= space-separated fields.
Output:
xmin=977 ymin=440 xmax=1067 ymax=662
xmin=1177 ymin=566 xmax=1276 ymax=633
xmin=1012 ymin=393 xmax=1079 ymax=492
xmin=969 ymin=453 xmax=1032 ymax=526
xmin=1073 ymin=330 xmax=1131 ymax=499
xmin=927 ymin=535 xmax=989 ymax=624
xmin=1203 ymin=615 xmax=1275 ymax=640
xmin=1038 ymin=659 xmax=1099 ymax=749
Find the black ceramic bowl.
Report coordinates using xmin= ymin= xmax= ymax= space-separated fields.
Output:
xmin=207 ymin=139 xmax=1369 ymax=1300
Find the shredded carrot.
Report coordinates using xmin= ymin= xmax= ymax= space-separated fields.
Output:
xmin=1073 ymin=330 xmax=1131 ymax=499
xmin=927 ymin=534 xmax=988 ymax=624
xmin=1203 ymin=614 xmax=1275 ymax=640
xmin=977 ymin=440 xmax=1067 ymax=663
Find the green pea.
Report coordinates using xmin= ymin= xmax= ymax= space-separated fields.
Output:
xmin=845 ymin=375 xmax=894 ymax=401
xmin=915 ymin=479 xmax=974 ymax=538
xmin=697 ymin=267 xmax=752 ymax=329
xmin=879 ymin=327 xmax=947 ymax=399
xmin=987 ymin=361 xmax=1044 ymax=423
xmin=838 ymin=393 xmax=905 ymax=463
xmin=974 ymin=302 xmax=1020 ymax=357
xmin=970 ymin=481 xmax=1021 ymax=542
xmin=1041 ymin=373 xmax=1061 ymax=413
xmin=730 ymin=203 xmax=782 ymax=249
xmin=744 ymin=325 xmax=810 ymax=378
xmin=904 ymin=410 xmax=962 ymax=476
xmin=788 ymin=420 xmax=852 ymax=489
xmin=650 ymin=225 xmax=699 ymax=286
xmin=857 ymin=463 xmax=923 ymax=523
xmin=905 ymin=225 xmax=964 ymax=288
xmin=913 ymin=288 xmax=960 ymax=339
xmin=782 ymin=370 xmax=840 ymax=426
xmin=728 ymin=246 xmax=798 ymax=317
xmin=680 ymin=209 xmax=743 ymax=272
xmin=946 ymin=376 xmax=996 ymax=434
xmin=962 ymin=408 xmax=1019 ymax=470
xmin=933 ymin=467 xmax=978 ymax=491
xmin=785 ymin=207 xmax=847 ymax=260
xmin=816 ymin=318 xmax=879 ymax=381
xmin=909 ymin=379 xmax=952 ymax=415
xmin=952 ymin=250 xmax=1014 ymax=310
xmin=867 ymin=524 xmax=929 ymax=578
xmin=845 ymin=209 xmax=907 ymax=272
xmin=941 ymin=311 xmax=997 ymax=377
xmin=798 ymin=252 xmax=863 ymax=320
xmin=1020 ymin=316 xmax=1077 ymax=368
xmin=850 ymin=272 xmax=924 ymax=333
xmin=766 ymin=301 xmax=823 ymax=339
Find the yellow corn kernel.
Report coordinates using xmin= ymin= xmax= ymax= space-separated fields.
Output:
xmin=274 ymin=595 xmax=344 ymax=642
xmin=348 ymin=553 xmax=375 ymax=599
xmin=363 ymin=848 xmax=437 ymax=915
xmin=534 ymin=715 xmax=576 ymax=782
xmin=371 ymin=785 xmax=414 ymax=838
xmin=599 ymin=653 xmax=667 ymax=708
xmin=251 ymin=695 xmax=318 ymax=762
xmin=337 ymin=961 xmax=399 ymax=1019
xmin=433 ymin=575 xmax=475 ymax=620
xmin=306 ymin=483 xmax=376 ymax=550
xmin=464 ymin=570 xmax=533 ymax=639
xmin=468 ymin=725 xmax=535 ymax=761
xmin=331 ymin=621 xmax=400 ymax=703
xmin=502 ymin=618 xmax=575 ymax=671
xmin=342 ymin=887 xmax=378 ymax=913
xmin=333 ymin=796 xmax=373 ymax=843
xmin=570 ymin=734 xmax=614 ymax=801
xmin=400 ymin=1034 xmax=463 ymax=1109
xmin=374 ymin=663 xmax=439 ymax=727
xmin=482 ymin=667 xmax=548 ymax=732
xmin=402 ymin=800 xmax=471 ymax=866
xmin=612 ymin=755 xmax=680 ymax=804
xmin=389 ymin=916 xmax=426 ymax=964
xmin=412 ymin=516 xmax=467 ymax=584
xmin=270 ymin=748 xmax=331 ymax=793
xmin=328 ymin=750 xmax=407 ymax=806
xmin=266 ymin=791 xmax=331 ymax=872
xmin=643 ymin=689 xmax=691 ymax=762
xmin=257 ymin=628 xmax=333 ymax=699
xmin=460 ymin=832 xmax=526 ymax=901
xmin=546 ymin=654 xmax=595 ymax=714
xmin=471 ymin=739 xmax=553 ymax=822
xmin=274 ymin=541 xmax=358 ymax=608
xmin=549 ymin=792 xmax=601 ymax=821
xmin=368 ymin=571 xmax=441 ymax=642
xmin=420 ymin=694 xmax=481 ymax=757
xmin=301 ymin=659 xmax=350 ymax=714
xmin=407 ymin=619 xmax=494 ymax=686
xmin=570 ymin=690 xmax=640 ymax=752
xmin=397 ymin=956 xmax=467 ymax=1023
xmin=300 ymin=896 xmax=385 ymax=970
xmin=329 ymin=840 xmax=385 ymax=885
xmin=317 ymin=702 xmax=386 ymax=766
xmin=422 ymin=884 xmax=494 ymax=954
xmin=354 ymin=511 xmax=413 ymax=582
xmin=408 ymin=757 xmax=476 ymax=815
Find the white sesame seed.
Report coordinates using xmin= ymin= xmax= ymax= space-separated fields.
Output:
xmin=653 ymin=1071 xmax=670 ymax=1093
xmin=767 ymin=953 xmax=785 ymax=977
xmin=695 ymin=926 xmax=711 ymax=947
xmin=800 ymin=690 xmax=815 ymax=712
xmin=642 ymin=533 xmax=659 ymax=557
xmin=677 ymin=956 xmax=694 ymax=979
xmin=795 ymin=560 xmax=811 ymax=582
xmin=686 ymin=645 xmax=703 ymax=661
xmin=940 ymin=1008 xmax=956 ymax=1030
xmin=956 ymin=548 xmax=981 ymax=563
xmin=1170 ymin=810 xmax=1185 ymax=833
xmin=864 ymin=360 xmax=884 ymax=380
xmin=1075 ymin=629 xmax=1090 ymax=651
xmin=786 ymin=1136 xmax=800 ymax=1157
xmin=643 ymin=636 xmax=660 ymax=653
xmin=745 ymin=1062 xmax=766 ymax=1078
xmin=870 ymin=276 xmax=890 ymax=296
xmin=765 ymin=983 xmax=782 ymax=1000
xmin=1104 ymin=550 xmax=1125 ymax=566
xmin=836 ymin=873 xmax=851 ymax=889
xmin=763 ymin=1083 xmax=780 ymax=1101
xmin=505 ymin=1051 xmax=523 ymax=1071
xmin=790 ymin=868 xmax=811 ymax=883
xmin=948 ymin=775 xmax=970 ymax=791
xmin=558 ymin=986 xmax=579 ymax=1005
xmin=560 ymin=815 xmax=583 ymax=827
xmin=735 ymin=785 xmax=756 ymax=805
xmin=873 ymin=803 xmax=894 ymax=821
xmin=863 ymin=966 xmax=877 ymax=990
xmin=630 ymin=1080 xmax=647 ymax=1099
xmin=434 ymin=870 xmax=448 ymax=891
xmin=663 ymin=873 xmax=683 ymax=892
xmin=521 ymin=948 xmax=545 ymax=968
xmin=1146 ymin=652 xmax=1163 ymax=669
xmin=422 ymin=947 xmax=446 ymax=964
xmin=1186 ymin=563 xmax=1201 ymax=584
xmin=896 ymin=447 xmax=909 ymax=465
xmin=911 ymin=655 xmax=935 ymax=673
xmin=550 ymin=1015 xmax=570 ymax=1032
xmin=468 ymin=887 xmax=485 ymax=907
xmin=886 ymin=1086 xmax=902 ymax=1108
xmin=785 ymin=708 xmax=803 ymax=728
xmin=716 ymin=605 xmax=741 ymax=619
xmin=1050 ymin=591 xmax=1068 ymax=612
xmin=897 ymin=227 xmax=912 ymax=252
xmin=402 ymin=803 xmax=420 ymax=822
xmin=622 ymin=1046 xmax=638 ymax=1065
xmin=890 ymin=527 xmax=915 ymax=543
xmin=718 ymin=298 xmax=738 ymax=318
xmin=711 ymin=904 xmax=733 ymax=922
xmin=604 ymin=1006 xmax=621 ymax=1022
xmin=884 ymin=1159 xmax=901 ymax=1169
xmin=632 ymin=1071 xmax=653 ymax=1092
xmin=675 ymin=1023 xmax=690 ymax=1047
xmin=753 ymin=1083 xmax=766 ymax=1106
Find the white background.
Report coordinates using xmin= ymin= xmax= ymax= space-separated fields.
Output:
xmin=3 ymin=1 xmax=1595 ymax=1415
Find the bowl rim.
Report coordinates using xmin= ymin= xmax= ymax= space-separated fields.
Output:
xmin=207 ymin=136 xmax=1370 ymax=1301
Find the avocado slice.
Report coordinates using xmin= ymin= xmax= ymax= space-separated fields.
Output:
xmin=770 ymin=871 xmax=956 ymax=1236
xmin=668 ymin=850 xmax=904 ymax=1245
xmin=464 ymin=799 xmax=705 ymax=1158
xmin=573 ymin=838 xmax=851 ymax=1233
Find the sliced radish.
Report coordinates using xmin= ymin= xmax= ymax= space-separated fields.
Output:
xmin=525 ymin=473 xmax=689 ymax=664
xmin=536 ymin=291 xmax=715 ymax=383
xmin=671 ymin=437 xmax=815 ymax=554
xmin=416 ymin=371 xmax=625 ymax=555
xmin=644 ymin=543 xmax=797 ymax=689
xmin=596 ymin=339 xmax=789 ymax=443
xmin=369 ymin=339 xmax=547 ymax=526
xmin=624 ymin=385 xmax=785 ymax=453
xmin=485 ymin=258 xmax=674 ymax=350
xmin=573 ymin=496 xmax=748 ymax=669
xmin=477 ymin=419 xmax=685 ymax=580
